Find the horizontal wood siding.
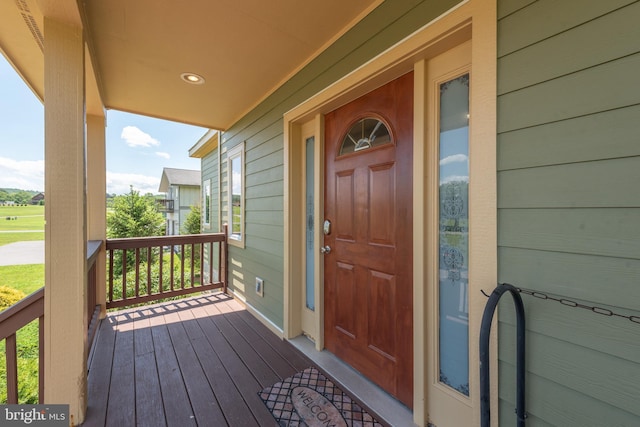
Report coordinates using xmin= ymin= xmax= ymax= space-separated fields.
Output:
xmin=215 ymin=0 xmax=462 ymax=329
xmin=497 ymin=0 xmax=640 ymax=425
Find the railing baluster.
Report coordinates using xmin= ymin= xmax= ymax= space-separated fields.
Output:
xmin=109 ymin=249 xmax=114 ymax=304
xmin=159 ymin=246 xmax=164 ymax=294
xmin=170 ymin=245 xmax=175 ymax=291
xmin=147 ymin=247 xmax=152 ymax=296
xmin=190 ymin=243 xmax=195 ymax=288
xmin=199 ymin=242 xmax=204 ymax=285
xmin=39 ymin=315 xmax=44 ymax=404
xmin=122 ymin=249 xmax=127 ymax=301
xmin=217 ymin=241 xmax=221 ymax=284
xmin=181 ymin=244 xmax=185 ymax=290
xmin=6 ymin=333 xmax=18 ymax=403
xmin=209 ymin=241 xmax=214 ymax=284
xmin=135 ymin=248 xmax=141 ymax=297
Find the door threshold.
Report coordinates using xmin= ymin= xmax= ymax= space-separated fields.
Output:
xmin=289 ymin=335 xmax=416 ymax=427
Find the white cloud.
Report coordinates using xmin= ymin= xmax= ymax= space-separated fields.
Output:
xmin=0 ymin=157 xmax=44 ymax=191
xmin=440 ymin=175 xmax=469 ymax=185
xmin=440 ymin=154 xmax=468 ymax=166
xmin=107 ymin=171 xmax=161 ymax=195
xmin=155 ymin=151 xmax=170 ymax=159
xmin=121 ymin=126 xmax=160 ymax=148
xmin=232 ymin=170 xmax=242 ymax=195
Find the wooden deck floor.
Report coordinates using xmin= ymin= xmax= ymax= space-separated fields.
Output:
xmin=82 ymin=292 xmax=313 ymax=427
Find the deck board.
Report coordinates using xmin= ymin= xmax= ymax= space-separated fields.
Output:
xmin=177 ymin=308 xmax=260 ymax=427
xmin=202 ymin=300 xmax=280 ymax=388
xmin=133 ymin=314 xmax=166 ymax=427
xmin=84 ymin=292 xmax=314 ymax=426
xmin=191 ymin=303 xmax=277 ymax=426
xmin=84 ymin=317 xmax=117 ymax=427
xmin=164 ymin=311 xmax=228 ymax=426
xmin=105 ymin=313 xmax=136 ymax=427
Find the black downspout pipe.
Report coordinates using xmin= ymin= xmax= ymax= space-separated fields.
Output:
xmin=480 ymin=283 xmax=526 ymax=427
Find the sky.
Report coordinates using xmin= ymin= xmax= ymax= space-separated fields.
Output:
xmin=0 ymin=54 xmax=206 ymax=195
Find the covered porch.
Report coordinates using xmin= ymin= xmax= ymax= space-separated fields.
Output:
xmin=83 ymin=292 xmax=310 ymax=426
xmin=82 ymin=292 xmax=410 ymax=426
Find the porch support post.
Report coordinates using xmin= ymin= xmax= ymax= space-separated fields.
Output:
xmin=87 ymin=114 xmax=107 ymax=318
xmin=43 ymin=17 xmax=88 ymax=424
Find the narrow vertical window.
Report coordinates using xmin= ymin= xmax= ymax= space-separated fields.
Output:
xmin=438 ymin=73 xmax=470 ymax=396
xmin=305 ymin=136 xmax=315 ymax=311
xmin=204 ymin=180 xmax=211 ymax=228
xmin=227 ymin=143 xmax=244 ymax=245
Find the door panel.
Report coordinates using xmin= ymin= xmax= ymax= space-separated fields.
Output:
xmin=324 ymin=71 xmax=413 ymax=408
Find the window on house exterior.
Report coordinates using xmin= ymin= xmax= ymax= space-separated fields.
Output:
xmin=204 ymin=180 xmax=211 ymax=228
xmin=227 ymin=143 xmax=244 ymax=246
xmin=438 ymin=73 xmax=470 ymax=397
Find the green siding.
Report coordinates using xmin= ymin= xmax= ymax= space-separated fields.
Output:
xmin=498 ymin=0 xmax=640 ymax=425
xmin=211 ymin=0 xmax=462 ymax=329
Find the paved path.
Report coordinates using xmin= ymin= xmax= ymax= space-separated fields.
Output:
xmin=0 ymin=241 xmax=44 ymax=266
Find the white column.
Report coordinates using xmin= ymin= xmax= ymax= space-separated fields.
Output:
xmin=43 ymin=17 xmax=88 ymax=424
xmin=87 ymin=114 xmax=107 ymax=318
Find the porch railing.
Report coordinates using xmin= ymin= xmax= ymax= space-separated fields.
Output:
xmin=105 ymin=227 xmax=228 ymax=309
xmin=0 ymin=240 xmax=105 ymax=403
xmin=0 ymin=288 xmax=44 ymax=404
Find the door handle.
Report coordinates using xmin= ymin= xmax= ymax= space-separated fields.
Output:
xmin=320 ymin=245 xmax=331 ymax=254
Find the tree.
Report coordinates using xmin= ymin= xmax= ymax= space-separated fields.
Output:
xmin=107 ymin=187 xmax=165 ymax=239
xmin=181 ymin=205 xmax=202 ymax=271
xmin=107 ymin=187 xmax=165 ymax=276
xmin=181 ymin=205 xmax=201 ymax=235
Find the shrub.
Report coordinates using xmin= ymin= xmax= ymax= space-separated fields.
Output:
xmin=0 ymin=286 xmax=26 ymax=311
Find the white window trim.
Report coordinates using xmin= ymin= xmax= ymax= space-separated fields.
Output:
xmin=227 ymin=142 xmax=245 ymax=248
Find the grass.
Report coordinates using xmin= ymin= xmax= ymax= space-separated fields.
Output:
xmin=0 ymin=264 xmax=44 ymax=295
xmin=0 ymin=205 xmax=44 ymax=219
xmin=0 ymin=264 xmax=43 ymax=404
xmin=0 ymin=205 xmax=44 ymax=247
xmin=0 ymin=216 xmax=44 ymax=231
xmin=0 ymin=232 xmax=44 ymax=247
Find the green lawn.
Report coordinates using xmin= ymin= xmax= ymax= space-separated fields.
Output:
xmin=0 ymin=206 xmax=44 ymax=246
xmin=0 ymin=232 xmax=44 ymax=247
xmin=0 ymin=264 xmax=44 ymax=295
xmin=0 ymin=205 xmax=44 ymax=219
xmin=0 ymin=206 xmax=44 ymax=230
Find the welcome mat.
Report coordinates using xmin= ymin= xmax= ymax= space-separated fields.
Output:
xmin=258 ymin=367 xmax=383 ymax=427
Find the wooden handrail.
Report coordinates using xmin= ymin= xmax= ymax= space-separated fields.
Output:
xmin=106 ymin=230 xmax=228 ymax=309
xmin=0 ymin=288 xmax=44 ymax=404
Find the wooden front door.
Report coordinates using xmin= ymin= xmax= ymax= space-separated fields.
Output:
xmin=323 ymin=72 xmax=413 ymax=408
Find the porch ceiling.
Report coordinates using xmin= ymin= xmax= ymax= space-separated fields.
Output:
xmin=0 ymin=0 xmax=381 ymax=130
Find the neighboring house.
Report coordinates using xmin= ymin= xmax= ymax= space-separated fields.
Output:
xmin=30 ymin=192 xmax=44 ymax=205
xmin=1 ymin=0 xmax=638 ymax=425
xmin=158 ymin=167 xmax=201 ymax=235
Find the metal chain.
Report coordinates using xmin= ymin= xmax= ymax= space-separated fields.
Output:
xmin=513 ymin=286 xmax=640 ymax=324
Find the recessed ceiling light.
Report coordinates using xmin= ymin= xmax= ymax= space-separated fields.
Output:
xmin=180 ymin=72 xmax=205 ymax=85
